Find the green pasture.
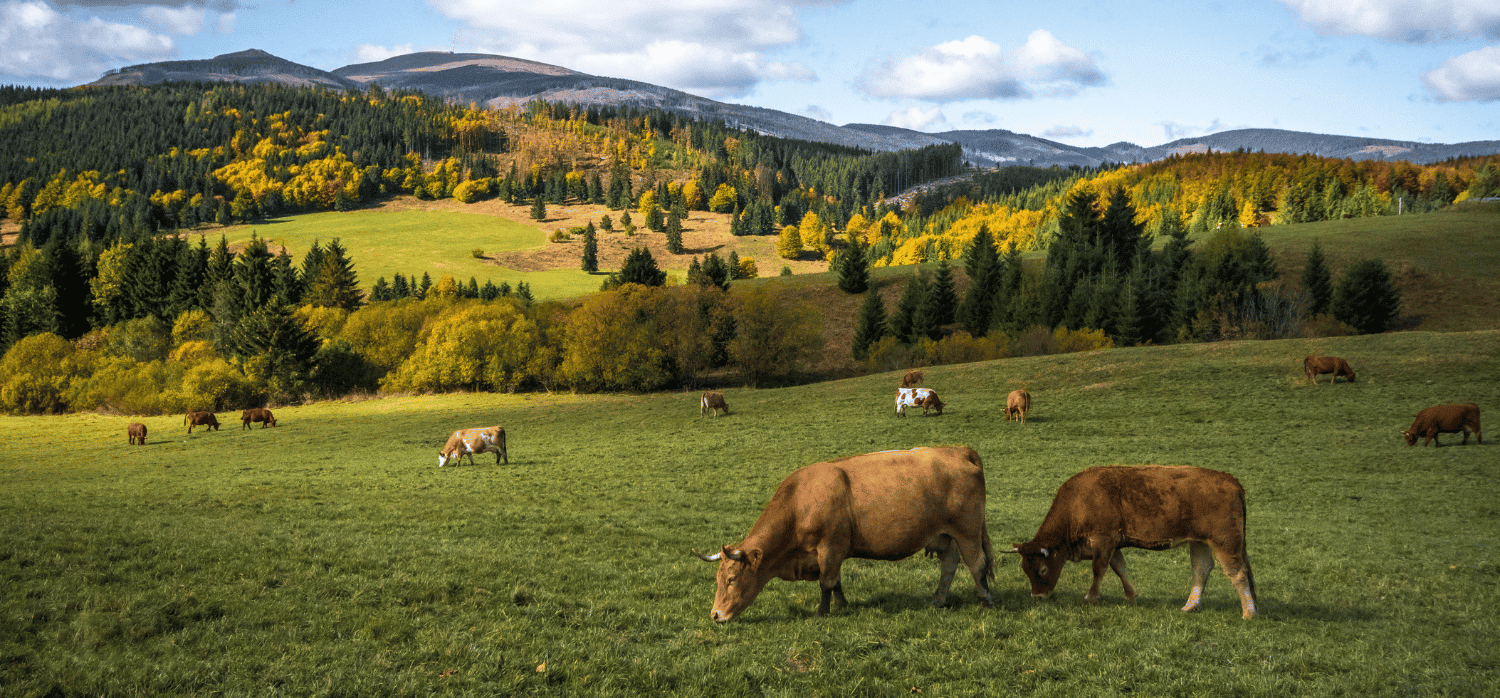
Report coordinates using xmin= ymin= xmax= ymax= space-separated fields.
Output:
xmin=221 ymin=210 xmax=602 ymax=301
xmin=3 ymin=331 xmax=1498 ymax=696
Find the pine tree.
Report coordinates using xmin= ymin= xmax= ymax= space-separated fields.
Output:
xmin=270 ymin=247 xmax=300 ymax=307
xmin=43 ymin=238 xmax=90 ymax=339
xmin=851 ymin=289 xmax=887 ymax=360
xmin=167 ymin=236 xmax=208 ymax=317
xmin=200 ymin=236 xmax=234 ymax=312
xmin=369 ymin=277 xmax=391 ymax=302
xmin=299 ymin=239 xmax=325 ymax=300
xmin=835 ymin=234 xmax=869 ymax=294
xmin=1302 ymin=240 xmax=1332 ymax=315
xmin=231 ymin=234 xmax=276 ymax=318
xmin=391 ymin=273 xmax=410 ymax=299
xmin=581 ymin=221 xmax=599 ymax=273
xmin=480 ymin=280 xmax=499 ymax=301
xmin=702 ymin=253 xmax=730 ymax=291
xmin=530 ymin=195 xmax=547 ymax=221
xmin=417 ymin=272 xmax=432 ymax=300
xmin=1332 ymin=258 xmax=1402 ymax=334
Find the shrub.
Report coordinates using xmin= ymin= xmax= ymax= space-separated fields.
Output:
xmin=918 ymin=331 xmax=1007 ymax=366
xmin=383 ymin=301 xmax=541 ymax=393
xmin=1053 ymin=326 xmax=1115 ymax=354
xmin=171 ymin=309 xmax=214 ymax=346
xmin=549 ymin=229 xmax=571 ymax=243
xmin=180 ymin=358 xmax=263 ymax=412
xmin=471 ymin=249 xmax=485 ymax=259
xmin=0 ymin=333 xmax=76 ymax=414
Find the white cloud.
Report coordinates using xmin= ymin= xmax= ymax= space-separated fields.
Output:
xmin=1422 ymin=45 xmax=1500 ymax=101
xmin=882 ymin=106 xmax=948 ymax=132
xmin=1155 ymin=118 xmax=1244 ymax=141
xmin=143 ymin=5 xmax=205 ymax=34
xmin=429 ymin=0 xmax=824 ymax=98
xmin=355 ymin=43 xmax=418 ymax=64
xmin=0 ymin=0 xmax=174 ymax=82
xmin=215 ymin=11 xmax=232 ymax=33
xmin=1044 ymin=125 xmax=1093 ymax=139
xmin=1278 ymin=0 xmax=1500 ymax=43
xmin=802 ymin=104 xmax=832 ymax=122
xmin=855 ymin=30 xmax=1103 ymax=101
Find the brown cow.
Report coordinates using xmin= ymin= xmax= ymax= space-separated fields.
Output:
xmin=241 ymin=407 xmax=277 ymax=429
xmin=692 ymin=446 xmax=995 ymax=621
xmin=1403 ymin=403 xmax=1481 ymax=447
xmin=184 ymin=411 xmax=220 ymax=433
xmin=899 ymin=369 xmax=925 ymax=388
xmin=1304 ymin=355 xmax=1356 ymax=384
xmin=1006 ymin=465 xmax=1257 ymax=619
xmin=127 ymin=422 xmax=147 ymax=445
xmin=700 ymin=391 xmax=730 ymax=417
xmin=1005 ymin=389 xmax=1032 ymax=424
xmin=438 ymin=425 xmax=508 ymax=466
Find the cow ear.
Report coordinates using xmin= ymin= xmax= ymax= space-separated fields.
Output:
xmin=746 ymin=548 xmax=764 ymax=570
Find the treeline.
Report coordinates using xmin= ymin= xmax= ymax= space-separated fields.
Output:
xmin=840 ymin=186 xmax=1407 ymax=369
xmin=0 ymin=242 xmax=826 ymax=415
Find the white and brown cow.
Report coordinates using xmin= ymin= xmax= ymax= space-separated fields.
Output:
xmin=438 ymin=425 xmax=508 ymax=467
xmin=693 ymin=446 xmax=995 ymax=621
xmin=1006 ymin=465 xmax=1257 ymax=619
xmin=895 ymin=387 xmax=945 ymax=416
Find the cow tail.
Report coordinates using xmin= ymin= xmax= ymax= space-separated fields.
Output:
xmin=981 ymin=526 xmax=997 ymax=583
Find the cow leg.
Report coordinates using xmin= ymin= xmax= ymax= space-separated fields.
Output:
xmin=930 ymin=536 xmax=963 ymax=607
xmin=1211 ymin=543 xmax=1257 ymax=619
xmin=1108 ymin=549 xmax=1138 ymax=605
xmin=1085 ymin=545 xmax=1113 ymax=605
xmin=954 ymin=535 xmax=995 ymax=607
xmin=1182 ymin=541 xmax=1216 ymax=613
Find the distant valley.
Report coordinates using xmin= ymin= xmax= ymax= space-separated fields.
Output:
xmin=93 ymin=49 xmax=1500 ymax=167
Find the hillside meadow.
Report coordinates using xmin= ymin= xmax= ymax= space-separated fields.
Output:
xmin=2 ymin=330 xmax=1497 ymax=696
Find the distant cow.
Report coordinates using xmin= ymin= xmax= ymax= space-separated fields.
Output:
xmin=693 ymin=446 xmax=995 ymax=621
xmin=1005 ymin=389 xmax=1032 ymax=424
xmin=438 ymin=425 xmax=508 ymax=467
xmin=701 ymin=391 xmax=730 ymax=417
xmin=184 ymin=411 xmax=220 ymax=433
xmin=895 ymin=387 xmax=945 ymax=417
xmin=1403 ymin=403 xmax=1481 ymax=447
xmin=241 ymin=407 xmax=277 ymax=429
xmin=899 ymin=369 xmax=925 ymax=388
xmin=1304 ymin=355 xmax=1356 ymax=384
xmin=1006 ymin=465 xmax=1258 ymax=619
xmin=127 ymin=422 xmax=147 ymax=445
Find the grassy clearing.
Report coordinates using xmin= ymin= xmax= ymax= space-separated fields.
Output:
xmin=2 ymin=331 xmax=1497 ymax=695
xmin=216 ymin=209 xmax=606 ymax=301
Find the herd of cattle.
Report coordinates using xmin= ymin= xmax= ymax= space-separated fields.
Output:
xmin=120 ymin=352 xmax=1480 ymax=622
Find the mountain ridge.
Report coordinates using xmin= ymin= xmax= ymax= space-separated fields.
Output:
xmin=88 ymin=49 xmax=1500 ymax=166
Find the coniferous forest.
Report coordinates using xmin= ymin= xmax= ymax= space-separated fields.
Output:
xmin=1 ymin=80 xmax=1498 ymax=414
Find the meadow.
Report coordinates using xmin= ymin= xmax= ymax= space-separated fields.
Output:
xmin=216 ymin=209 xmax=605 ymax=301
xmin=2 ymin=330 xmax=1497 ymax=696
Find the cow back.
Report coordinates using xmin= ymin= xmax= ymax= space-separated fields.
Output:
xmin=1038 ymin=466 xmax=1246 ymax=552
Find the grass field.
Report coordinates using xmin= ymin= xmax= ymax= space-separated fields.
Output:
xmin=216 ymin=209 xmax=607 ymax=301
xmin=3 ymin=330 xmax=1497 ymax=696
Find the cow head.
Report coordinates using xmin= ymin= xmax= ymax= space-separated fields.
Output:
xmin=1402 ymin=430 xmax=1417 ymax=446
xmin=437 ymin=449 xmax=460 ymax=467
xmin=1011 ymin=542 xmax=1065 ymax=597
xmin=693 ymin=546 xmax=767 ymax=622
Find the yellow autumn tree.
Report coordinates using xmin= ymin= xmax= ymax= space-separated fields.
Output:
xmin=798 ymin=211 xmax=829 ymax=255
xmin=777 ymin=225 xmax=803 ymax=259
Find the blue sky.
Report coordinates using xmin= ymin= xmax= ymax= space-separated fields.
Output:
xmin=2 ymin=0 xmax=1496 ymax=147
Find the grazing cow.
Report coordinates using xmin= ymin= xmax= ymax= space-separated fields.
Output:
xmin=241 ymin=407 xmax=277 ymax=429
xmin=438 ymin=426 xmax=508 ymax=466
xmin=184 ymin=411 xmax=220 ymax=433
xmin=895 ymin=387 xmax=945 ymax=417
xmin=701 ymin=391 xmax=730 ymax=417
xmin=899 ymin=369 xmax=925 ymax=388
xmin=127 ymin=422 xmax=147 ymax=446
xmin=1403 ymin=403 xmax=1482 ymax=447
xmin=1303 ymin=355 xmax=1356 ymax=384
xmin=1005 ymin=389 xmax=1032 ymax=424
xmin=1006 ymin=465 xmax=1257 ymax=619
xmin=693 ymin=446 xmax=995 ymax=621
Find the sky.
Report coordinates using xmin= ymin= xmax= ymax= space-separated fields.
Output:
xmin=1 ymin=0 xmax=1497 ymax=147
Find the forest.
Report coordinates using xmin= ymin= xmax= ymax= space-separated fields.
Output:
xmin=1 ymin=80 xmax=1499 ymax=415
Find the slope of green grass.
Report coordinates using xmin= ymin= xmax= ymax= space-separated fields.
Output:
xmin=221 ymin=209 xmax=604 ymax=300
xmin=2 ymin=331 xmax=1497 ymax=696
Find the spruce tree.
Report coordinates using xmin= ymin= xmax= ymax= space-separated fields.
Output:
xmin=928 ymin=259 xmax=958 ymax=327
xmin=43 ymin=238 xmax=91 ymax=338
xmin=581 ymin=221 xmax=599 ymax=273
xmin=891 ymin=272 xmax=927 ymax=344
xmin=369 ymin=277 xmax=391 ymax=302
xmin=1302 ymin=240 xmax=1332 ymax=315
xmin=702 ymin=253 xmax=730 ymax=291
xmin=417 ymin=272 xmax=432 ymax=300
xmin=530 ymin=195 xmax=547 ymax=221
xmin=1332 ymin=258 xmax=1402 ymax=334
xmin=167 ymin=236 xmax=208 ymax=317
xmin=835 ymin=234 xmax=869 ymax=294
xmin=852 ymin=289 xmax=887 ymax=360
xmin=960 ymin=226 xmax=1000 ymax=336
xmin=391 ymin=273 xmax=410 ymax=299
xmin=270 ymin=247 xmax=300 ymax=307
xmin=306 ymin=238 xmax=362 ymax=311
xmin=665 ymin=209 xmax=684 ymax=253
xmin=618 ymin=247 xmax=666 ymax=287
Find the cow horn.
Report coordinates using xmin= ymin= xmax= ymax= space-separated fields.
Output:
xmin=998 ymin=545 xmax=1022 ymax=554
xmin=725 ymin=548 xmax=747 ymax=562
xmin=691 ymin=548 xmax=723 ymax=562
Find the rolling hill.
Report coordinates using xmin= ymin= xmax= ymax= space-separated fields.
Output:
xmin=86 ymin=50 xmax=1500 ymax=168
